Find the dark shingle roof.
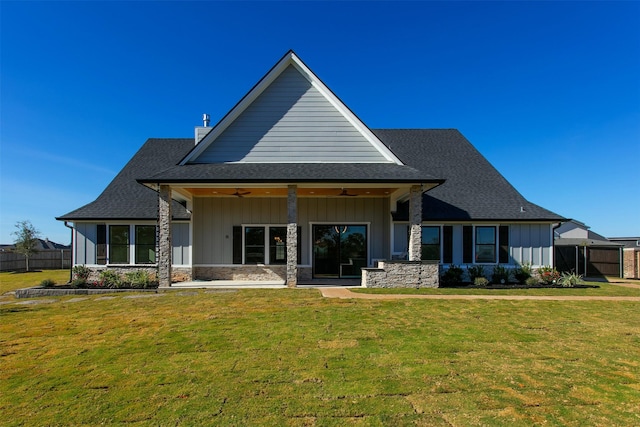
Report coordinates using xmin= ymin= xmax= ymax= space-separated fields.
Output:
xmin=58 ymin=130 xmax=564 ymax=223
xmin=138 ymin=162 xmax=441 ymax=183
xmin=57 ymin=139 xmax=193 ymax=221
xmin=372 ymin=129 xmax=564 ymax=222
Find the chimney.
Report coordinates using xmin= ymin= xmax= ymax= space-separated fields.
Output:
xmin=195 ymin=113 xmax=211 ymax=145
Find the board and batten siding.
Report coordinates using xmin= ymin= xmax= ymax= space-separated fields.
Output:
xmin=392 ymin=223 xmax=553 ymax=266
xmin=75 ymin=222 xmax=96 ymax=265
xmin=192 ymin=65 xmax=390 ymax=164
xmin=192 ymin=196 xmax=390 ymax=265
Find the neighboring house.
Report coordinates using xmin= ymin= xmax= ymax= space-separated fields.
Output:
xmin=554 ymin=220 xmax=622 ymax=277
xmin=608 ymin=237 xmax=640 ymax=280
xmin=1 ymin=238 xmax=69 ymax=252
xmin=57 ymin=51 xmax=564 ymax=287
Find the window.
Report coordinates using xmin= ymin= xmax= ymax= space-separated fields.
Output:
xmin=475 ymin=226 xmax=496 ymax=263
xmin=421 ymin=226 xmax=440 ymax=261
xmin=135 ymin=225 xmax=156 ymax=264
xmin=269 ymin=227 xmax=287 ymax=264
xmin=245 ymin=227 xmax=265 ymax=264
xmin=96 ymin=224 xmax=106 ymax=265
xmin=109 ymin=225 xmax=130 ymax=264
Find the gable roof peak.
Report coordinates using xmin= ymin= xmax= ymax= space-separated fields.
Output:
xmin=181 ymin=51 xmax=403 ymax=165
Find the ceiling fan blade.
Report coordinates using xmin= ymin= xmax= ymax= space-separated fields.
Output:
xmin=339 ymin=189 xmax=357 ymax=197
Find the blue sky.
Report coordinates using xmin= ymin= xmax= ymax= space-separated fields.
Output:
xmin=1 ymin=1 xmax=639 ymax=245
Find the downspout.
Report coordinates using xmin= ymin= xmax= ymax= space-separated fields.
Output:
xmin=64 ymin=221 xmax=74 ymax=283
xmin=552 ymin=222 xmax=562 ymax=269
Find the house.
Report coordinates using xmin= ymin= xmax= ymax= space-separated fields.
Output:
xmin=608 ymin=237 xmax=640 ymax=280
xmin=57 ymin=51 xmax=564 ymax=288
xmin=554 ymin=220 xmax=622 ymax=277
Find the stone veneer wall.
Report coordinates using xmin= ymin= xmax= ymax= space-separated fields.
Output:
xmin=362 ymin=260 xmax=440 ymax=288
xmin=80 ymin=266 xmax=192 ymax=284
xmin=194 ymin=265 xmax=286 ymax=281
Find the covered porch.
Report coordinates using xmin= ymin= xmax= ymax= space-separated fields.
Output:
xmin=153 ymin=182 xmax=431 ymax=288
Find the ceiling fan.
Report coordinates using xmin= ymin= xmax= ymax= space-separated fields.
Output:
xmin=228 ymin=189 xmax=251 ymax=197
xmin=338 ymin=188 xmax=357 ymax=197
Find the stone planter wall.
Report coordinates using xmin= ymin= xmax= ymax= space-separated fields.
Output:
xmin=78 ymin=266 xmax=192 ymax=283
xmin=362 ymin=260 xmax=440 ymax=288
xmin=194 ymin=265 xmax=287 ymax=281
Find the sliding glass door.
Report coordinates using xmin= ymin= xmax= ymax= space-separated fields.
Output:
xmin=313 ymin=225 xmax=367 ymax=278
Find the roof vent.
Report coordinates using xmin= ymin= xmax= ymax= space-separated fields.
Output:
xmin=520 ymin=206 xmax=526 ymax=213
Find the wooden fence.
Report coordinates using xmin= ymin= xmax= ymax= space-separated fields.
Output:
xmin=0 ymin=250 xmax=71 ymax=272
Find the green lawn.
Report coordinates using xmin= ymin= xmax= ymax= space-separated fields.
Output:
xmin=0 ymin=269 xmax=70 ymax=294
xmin=353 ymin=282 xmax=640 ymax=297
xmin=1 ymin=284 xmax=639 ymax=425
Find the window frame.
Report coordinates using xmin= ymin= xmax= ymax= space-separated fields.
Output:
xmin=108 ymin=225 xmax=131 ymax=265
xmin=474 ymin=225 xmax=497 ymax=264
xmin=242 ymin=225 xmax=296 ymax=265
xmin=93 ymin=223 xmax=159 ymax=266
xmin=135 ymin=225 xmax=157 ymax=264
xmin=420 ymin=226 xmax=441 ymax=262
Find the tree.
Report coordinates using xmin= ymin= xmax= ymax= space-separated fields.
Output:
xmin=12 ymin=220 xmax=40 ymax=272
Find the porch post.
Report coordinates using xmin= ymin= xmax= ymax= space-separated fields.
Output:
xmin=287 ymin=185 xmax=298 ymax=288
xmin=158 ymin=185 xmax=172 ymax=287
xmin=408 ymin=184 xmax=423 ymax=261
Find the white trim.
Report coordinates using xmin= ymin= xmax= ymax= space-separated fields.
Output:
xmin=181 ymin=51 xmax=403 ymax=165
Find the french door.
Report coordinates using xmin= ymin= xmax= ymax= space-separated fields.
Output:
xmin=312 ymin=224 xmax=367 ymax=278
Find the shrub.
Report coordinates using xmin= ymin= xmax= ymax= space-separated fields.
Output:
xmin=40 ymin=279 xmax=56 ymax=288
xmin=99 ymin=270 xmax=121 ymax=289
xmin=72 ymin=265 xmax=91 ymax=281
xmin=124 ymin=270 xmax=152 ymax=289
xmin=71 ymin=278 xmax=87 ymax=288
xmin=558 ymin=271 xmax=584 ymax=288
xmin=538 ymin=266 xmax=560 ymax=285
xmin=513 ymin=263 xmax=532 ymax=284
xmin=441 ymin=265 xmax=464 ymax=286
xmin=474 ymin=277 xmax=489 ymax=287
xmin=467 ymin=265 xmax=486 ymax=283
xmin=491 ymin=265 xmax=510 ymax=284
xmin=525 ymin=276 xmax=539 ymax=286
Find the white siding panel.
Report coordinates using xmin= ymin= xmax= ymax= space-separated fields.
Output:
xmin=75 ymin=223 xmax=88 ymax=265
xmin=509 ymin=224 xmax=552 ymax=267
xmin=194 ymin=65 xmax=390 ymax=164
xmin=172 ymin=223 xmax=190 ymax=265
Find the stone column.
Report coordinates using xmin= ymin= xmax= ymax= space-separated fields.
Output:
xmin=158 ymin=185 xmax=172 ymax=287
xmin=408 ymin=185 xmax=423 ymax=261
xmin=286 ymin=185 xmax=298 ymax=288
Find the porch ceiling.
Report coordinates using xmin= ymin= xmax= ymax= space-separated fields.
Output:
xmin=184 ymin=187 xmax=399 ymax=197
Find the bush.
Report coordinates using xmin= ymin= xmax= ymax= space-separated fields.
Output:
xmin=491 ymin=265 xmax=510 ymax=284
xmin=525 ymin=276 xmax=539 ymax=286
xmin=71 ymin=278 xmax=87 ymax=288
xmin=72 ymin=265 xmax=91 ymax=281
xmin=40 ymin=279 xmax=56 ymax=288
xmin=558 ymin=271 xmax=584 ymax=288
xmin=441 ymin=265 xmax=464 ymax=286
xmin=123 ymin=270 xmax=152 ymax=289
xmin=538 ymin=266 xmax=560 ymax=285
xmin=513 ymin=263 xmax=532 ymax=284
xmin=99 ymin=270 xmax=121 ymax=289
xmin=467 ymin=265 xmax=485 ymax=283
xmin=474 ymin=277 xmax=489 ymax=287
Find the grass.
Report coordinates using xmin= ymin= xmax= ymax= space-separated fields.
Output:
xmin=1 ymin=280 xmax=639 ymax=425
xmin=353 ymin=281 xmax=640 ymax=297
xmin=0 ymin=269 xmax=70 ymax=294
